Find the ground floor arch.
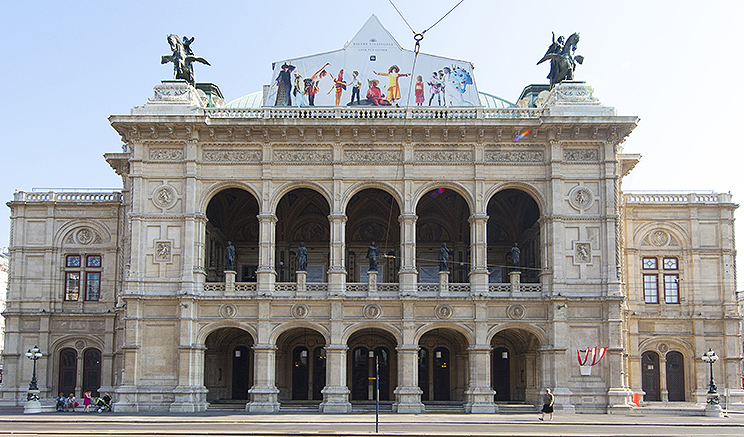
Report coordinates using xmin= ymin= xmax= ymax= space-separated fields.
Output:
xmin=275 ymin=327 xmax=327 ymax=401
xmin=204 ymin=327 xmax=254 ymax=402
xmin=490 ymin=328 xmax=542 ymax=403
xmin=418 ymin=328 xmax=469 ymax=403
xmin=347 ymin=328 xmax=398 ymax=401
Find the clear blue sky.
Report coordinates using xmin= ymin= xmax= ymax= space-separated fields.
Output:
xmin=2 ymin=1 xmax=742 ymax=288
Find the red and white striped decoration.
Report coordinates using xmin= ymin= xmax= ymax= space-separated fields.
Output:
xmin=577 ymin=347 xmax=607 ymax=367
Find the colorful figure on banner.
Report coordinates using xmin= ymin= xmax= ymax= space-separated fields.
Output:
xmin=293 ymin=72 xmax=305 ymax=107
xmin=443 ymin=65 xmax=473 ymax=106
xmin=303 ymin=62 xmax=330 ymax=106
xmin=274 ymin=63 xmax=295 ymax=106
xmin=414 ymin=75 xmax=425 ymax=106
xmin=428 ymin=71 xmax=444 ymax=106
xmin=365 ymin=79 xmax=390 ymax=106
xmin=348 ymin=70 xmax=362 ymax=105
xmin=374 ymin=65 xmax=409 ymax=105
xmin=327 ymin=69 xmax=347 ymax=106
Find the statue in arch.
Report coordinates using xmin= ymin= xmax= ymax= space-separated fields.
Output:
xmin=295 ymin=242 xmax=308 ymax=271
xmin=438 ymin=242 xmax=450 ymax=272
xmin=366 ymin=242 xmax=379 ymax=272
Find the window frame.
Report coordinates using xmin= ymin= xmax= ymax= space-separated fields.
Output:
xmin=641 ymin=255 xmax=680 ymax=305
xmin=64 ymin=254 xmax=102 ymax=302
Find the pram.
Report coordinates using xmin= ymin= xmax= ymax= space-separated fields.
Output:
xmin=95 ymin=396 xmax=112 ymax=413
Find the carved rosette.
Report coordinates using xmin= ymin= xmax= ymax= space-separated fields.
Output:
xmin=292 ymin=303 xmax=309 ymax=319
xmin=568 ymin=186 xmax=594 ymax=211
xmin=484 ymin=150 xmax=543 ymax=163
xmin=74 ymin=340 xmax=87 ymax=350
xmin=435 ymin=304 xmax=454 ymax=319
xmin=651 ymin=230 xmax=669 ymax=247
xmin=507 ymin=304 xmax=525 ymax=320
xmin=658 ymin=343 xmax=669 ymax=353
xmin=363 ymin=303 xmax=382 ymax=319
xmin=152 ymin=185 xmax=178 ymax=209
xmin=219 ymin=303 xmax=237 ymax=319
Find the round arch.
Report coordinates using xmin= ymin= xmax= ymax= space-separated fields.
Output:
xmin=414 ymin=322 xmax=475 ymax=346
xmin=632 ymin=221 xmax=692 ymax=248
xmin=484 ymin=182 xmax=547 ymax=215
xmin=49 ymin=335 xmax=105 ymax=356
xmin=486 ymin=323 xmax=548 ymax=346
xmin=412 ymin=181 xmax=475 ymax=216
xmin=271 ymin=181 xmax=333 ymax=214
xmin=199 ymin=181 xmax=261 ymax=214
xmin=55 ymin=219 xmax=113 ymax=248
xmin=341 ymin=322 xmax=402 ymax=345
xmin=342 ymin=181 xmax=404 ymax=214
xmin=270 ymin=321 xmax=331 ymax=345
xmin=196 ymin=321 xmax=258 ymax=346
xmin=638 ymin=337 xmax=694 ymax=357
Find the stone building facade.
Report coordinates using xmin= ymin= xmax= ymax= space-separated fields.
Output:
xmin=1 ymin=21 xmax=742 ymax=413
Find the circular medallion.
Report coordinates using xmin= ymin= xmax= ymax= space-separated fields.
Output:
xmin=152 ymin=185 xmax=177 ymax=209
xmin=651 ymin=230 xmax=669 ymax=247
xmin=363 ymin=303 xmax=382 ymax=319
xmin=658 ymin=343 xmax=669 ymax=353
xmin=568 ymin=186 xmax=594 ymax=211
xmin=74 ymin=340 xmax=86 ymax=350
xmin=292 ymin=303 xmax=309 ymax=319
xmin=507 ymin=304 xmax=526 ymax=320
xmin=76 ymin=228 xmax=93 ymax=245
xmin=219 ymin=303 xmax=237 ymax=319
xmin=435 ymin=304 xmax=454 ymax=319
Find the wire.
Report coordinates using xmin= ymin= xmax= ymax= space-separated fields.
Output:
xmin=422 ymin=0 xmax=466 ymax=34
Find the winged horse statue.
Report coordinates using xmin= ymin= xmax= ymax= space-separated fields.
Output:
xmin=161 ymin=34 xmax=210 ymax=86
xmin=537 ymin=32 xmax=584 ymax=88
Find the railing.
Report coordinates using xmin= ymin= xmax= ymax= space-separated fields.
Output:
xmin=204 ymin=283 xmax=225 ymax=292
xmin=205 ymin=106 xmax=542 ymax=120
xmin=235 ymin=283 xmax=257 ymax=293
xmin=624 ymin=192 xmax=732 ymax=204
xmin=417 ymin=284 xmax=440 ymax=294
xmin=14 ymin=191 xmax=122 ymax=202
xmin=202 ymin=281 xmax=539 ymax=296
xmin=488 ymin=284 xmax=511 ymax=293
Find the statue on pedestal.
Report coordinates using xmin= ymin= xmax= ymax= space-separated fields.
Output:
xmin=537 ymin=32 xmax=584 ymax=88
xmin=296 ymin=242 xmax=308 ymax=271
xmin=161 ymin=34 xmax=210 ymax=86
xmin=438 ymin=242 xmax=450 ymax=272
xmin=366 ymin=242 xmax=379 ymax=272
xmin=510 ymin=242 xmax=520 ymax=268
xmin=225 ymin=241 xmax=235 ymax=271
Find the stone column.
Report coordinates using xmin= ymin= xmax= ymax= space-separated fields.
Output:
xmin=248 ymin=344 xmax=280 ymax=413
xmin=320 ymin=344 xmax=351 ymax=413
xmin=606 ymin=299 xmax=633 ymax=412
xmin=327 ymin=213 xmax=347 ymax=296
xmin=393 ymin=344 xmax=424 ymax=413
xmin=469 ymin=213 xmax=489 ymax=296
xmin=170 ymin=297 xmax=208 ymax=412
xmin=256 ymin=213 xmax=277 ymax=296
xmin=398 ymin=214 xmax=418 ymax=296
xmin=464 ymin=345 xmax=496 ymax=413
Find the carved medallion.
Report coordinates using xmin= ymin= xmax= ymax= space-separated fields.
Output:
xmin=435 ymin=304 xmax=454 ymax=319
xmin=363 ymin=303 xmax=382 ymax=319
xmin=658 ymin=343 xmax=669 ymax=353
xmin=76 ymin=228 xmax=94 ymax=245
xmin=292 ymin=303 xmax=309 ymax=319
xmin=651 ymin=230 xmax=669 ymax=247
xmin=507 ymin=304 xmax=526 ymax=320
xmin=219 ymin=303 xmax=237 ymax=319
xmin=74 ymin=340 xmax=86 ymax=350
xmin=568 ymin=186 xmax=594 ymax=211
xmin=153 ymin=186 xmax=177 ymax=209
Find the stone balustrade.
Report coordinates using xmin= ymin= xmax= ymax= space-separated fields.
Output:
xmin=624 ymin=192 xmax=733 ymax=204
xmin=13 ymin=191 xmax=122 ymax=203
xmin=205 ymin=106 xmax=542 ymax=120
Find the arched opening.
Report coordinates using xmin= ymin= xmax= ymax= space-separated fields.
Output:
xmin=276 ymin=188 xmax=330 ymax=283
xmin=416 ymin=188 xmax=470 ymax=283
xmin=204 ymin=327 xmax=254 ymax=402
xmin=641 ymin=351 xmax=661 ymax=401
xmin=345 ymin=189 xmax=401 ymax=283
xmin=205 ymin=188 xmax=260 ymax=282
xmin=418 ymin=328 xmax=469 ymax=403
xmin=486 ymin=189 xmax=540 ymax=283
xmin=665 ymin=351 xmax=685 ymax=401
xmin=347 ymin=329 xmax=397 ymax=402
xmin=275 ymin=327 xmax=326 ymax=403
xmin=82 ymin=348 xmax=101 ymax=397
xmin=58 ymin=348 xmax=78 ymax=396
xmin=490 ymin=328 xmax=541 ymax=403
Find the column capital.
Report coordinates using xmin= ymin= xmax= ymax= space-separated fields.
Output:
xmin=398 ymin=213 xmax=418 ymax=223
xmin=257 ymin=212 xmax=278 ymax=223
xmin=468 ymin=213 xmax=489 ymax=224
xmin=328 ymin=213 xmax=348 ymax=222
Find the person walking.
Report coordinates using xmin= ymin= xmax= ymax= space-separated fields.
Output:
xmin=539 ymin=388 xmax=554 ymax=421
xmin=83 ymin=390 xmax=92 ymax=412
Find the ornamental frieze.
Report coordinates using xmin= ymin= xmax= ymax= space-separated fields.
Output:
xmin=563 ymin=148 xmax=599 ymax=162
xmin=148 ymin=148 xmax=184 ymax=161
xmin=203 ymin=149 xmax=261 ymax=162
xmin=484 ymin=150 xmax=543 ymax=163
xmin=344 ymin=149 xmax=401 ymax=163
xmin=273 ymin=149 xmax=332 ymax=162
xmin=414 ymin=150 xmax=472 ymax=163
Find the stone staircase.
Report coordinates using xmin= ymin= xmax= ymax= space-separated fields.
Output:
xmin=206 ymin=401 xmax=247 ymax=412
xmin=422 ymin=402 xmax=466 ymax=414
xmin=496 ymin=403 xmax=539 ymax=414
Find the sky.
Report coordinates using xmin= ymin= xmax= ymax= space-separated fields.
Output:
xmin=1 ymin=1 xmax=743 ymax=288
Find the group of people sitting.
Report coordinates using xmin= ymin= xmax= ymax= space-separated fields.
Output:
xmin=55 ymin=391 xmax=112 ymax=413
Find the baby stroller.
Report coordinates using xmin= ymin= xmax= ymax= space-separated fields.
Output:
xmin=95 ymin=396 xmax=112 ymax=413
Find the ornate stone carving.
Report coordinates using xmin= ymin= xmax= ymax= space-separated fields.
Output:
xmin=149 ymin=148 xmax=184 ymax=161
xmin=76 ymin=228 xmax=94 ymax=245
xmin=563 ymin=148 xmax=599 ymax=162
xmin=363 ymin=303 xmax=382 ymax=319
xmin=344 ymin=149 xmax=401 ymax=163
xmin=507 ymin=304 xmax=525 ymax=320
xmin=203 ymin=149 xmax=261 ymax=162
xmin=155 ymin=241 xmax=172 ymax=263
xmin=414 ymin=150 xmax=473 ymax=163
xmin=545 ymin=82 xmax=600 ymax=106
xmin=484 ymin=150 xmax=543 ymax=163
xmin=435 ymin=304 xmax=454 ymax=319
xmin=152 ymin=185 xmax=178 ymax=209
xmin=74 ymin=340 xmax=86 ymax=350
xmin=292 ymin=303 xmax=309 ymax=319
xmin=658 ymin=343 xmax=669 ymax=353
xmin=568 ymin=186 xmax=594 ymax=211
xmin=273 ymin=150 xmax=332 ymax=162
xmin=148 ymin=81 xmax=202 ymax=106
xmin=219 ymin=303 xmax=237 ymax=319
xmin=575 ymin=242 xmax=591 ymax=264
xmin=651 ymin=230 xmax=669 ymax=247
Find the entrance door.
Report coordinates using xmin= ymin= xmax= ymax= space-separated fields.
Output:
xmin=82 ymin=349 xmax=101 ymax=396
xmin=641 ymin=351 xmax=661 ymax=401
xmin=58 ymin=348 xmax=77 ymax=396
xmin=432 ymin=347 xmax=450 ymax=401
xmin=493 ymin=347 xmax=510 ymax=401
xmin=292 ymin=347 xmax=309 ymax=400
xmin=313 ymin=348 xmax=326 ymax=400
xmin=351 ymin=346 xmax=390 ymax=400
xmin=666 ymin=351 xmax=685 ymax=401
xmin=418 ymin=349 xmax=429 ymax=401
xmin=232 ymin=346 xmax=250 ymax=400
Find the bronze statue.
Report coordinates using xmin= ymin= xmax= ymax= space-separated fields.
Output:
xmin=438 ymin=243 xmax=450 ymax=272
xmin=537 ymin=32 xmax=584 ymax=88
xmin=225 ymin=241 xmax=236 ymax=271
xmin=161 ymin=34 xmax=210 ymax=86
xmin=366 ymin=242 xmax=379 ymax=272
xmin=510 ymin=243 xmax=520 ymax=268
xmin=295 ymin=242 xmax=308 ymax=271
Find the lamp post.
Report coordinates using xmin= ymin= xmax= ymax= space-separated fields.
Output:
xmin=23 ymin=346 xmax=43 ymax=414
xmin=701 ymin=348 xmax=723 ymax=417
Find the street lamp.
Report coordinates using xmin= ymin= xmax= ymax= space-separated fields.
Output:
xmin=700 ymin=348 xmax=719 ymax=404
xmin=25 ymin=346 xmax=43 ymax=391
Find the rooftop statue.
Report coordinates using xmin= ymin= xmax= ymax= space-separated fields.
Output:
xmin=161 ymin=34 xmax=210 ymax=86
xmin=537 ymin=32 xmax=584 ymax=88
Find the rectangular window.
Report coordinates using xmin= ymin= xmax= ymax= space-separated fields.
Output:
xmin=86 ymin=272 xmax=100 ymax=301
xmin=664 ymin=274 xmax=679 ymax=303
xmin=663 ymin=257 xmax=678 ymax=270
xmin=87 ymin=255 xmax=101 ymax=268
xmin=643 ymin=274 xmax=658 ymax=303
xmin=65 ymin=272 xmax=80 ymax=301
xmin=642 ymin=257 xmax=657 ymax=270
xmin=66 ymin=255 xmax=81 ymax=268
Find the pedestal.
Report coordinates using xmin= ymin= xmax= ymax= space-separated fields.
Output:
xmin=439 ymin=271 xmax=449 ymax=296
xmin=367 ymin=270 xmax=378 ymax=296
xmin=225 ymin=270 xmax=236 ymax=294
xmin=509 ymin=271 xmax=521 ymax=294
xmin=705 ymin=392 xmax=724 ymax=417
xmin=23 ymin=390 xmax=41 ymax=414
xmin=296 ymin=271 xmax=307 ymax=293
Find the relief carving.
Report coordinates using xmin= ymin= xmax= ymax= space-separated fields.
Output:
xmin=568 ymin=186 xmax=594 ymax=211
xmin=484 ymin=150 xmax=543 ymax=163
xmin=149 ymin=148 xmax=184 ymax=161
xmin=274 ymin=150 xmax=332 ymax=162
xmin=564 ymin=149 xmax=599 ymax=162
xmin=414 ymin=150 xmax=473 ymax=163
xmin=152 ymin=186 xmax=178 ymax=209
xmin=344 ymin=149 xmax=401 ymax=163
xmin=575 ymin=242 xmax=591 ymax=264
xmin=363 ymin=303 xmax=382 ymax=319
xmin=203 ymin=149 xmax=261 ymax=162
xmin=155 ymin=241 xmax=172 ymax=263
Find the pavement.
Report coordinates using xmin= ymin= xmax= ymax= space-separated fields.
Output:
xmin=0 ymin=408 xmax=743 ymax=437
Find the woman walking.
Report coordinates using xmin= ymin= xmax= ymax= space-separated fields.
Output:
xmin=539 ymin=388 xmax=554 ymax=421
